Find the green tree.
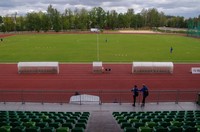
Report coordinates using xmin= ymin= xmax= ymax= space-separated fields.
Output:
xmin=106 ymin=10 xmax=118 ymax=29
xmin=126 ymin=8 xmax=135 ymax=28
xmin=47 ymin=5 xmax=62 ymax=32
xmin=147 ymin=8 xmax=160 ymax=27
xmin=16 ymin=16 xmax=26 ymax=31
xmin=3 ymin=16 xmax=15 ymax=32
xmin=41 ymin=13 xmax=51 ymax=32
xmin=25 ymin=12 xmax=41 ymax=32
xmin=63 ymin=8 xmax=75 ymax=30
xmin=0 ymin=16 xmax=3 ymax=24
xmin=89 ymin=7 xmax=106 ymax=29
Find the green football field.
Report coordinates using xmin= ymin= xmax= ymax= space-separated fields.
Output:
xmin=0 ymin=33 xmax=200 ymax=62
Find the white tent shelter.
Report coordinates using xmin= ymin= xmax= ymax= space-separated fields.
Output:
xmin=18 ymin=62 xmax=59 ymax=74
xmin=70 ymin=94 xmax=101 ymax=104
xmin=132 ymin=62 xmax=173 ymax=73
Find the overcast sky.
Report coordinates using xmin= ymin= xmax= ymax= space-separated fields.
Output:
xmin=0 ymin=0 xmax=200 ymax=18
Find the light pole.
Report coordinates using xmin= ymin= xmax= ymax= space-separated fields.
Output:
xmin=96 ymin=32 xmax=99 ymax=61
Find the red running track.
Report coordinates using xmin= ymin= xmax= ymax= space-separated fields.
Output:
xmin=0 ymin=63 xmax=200 ymax=103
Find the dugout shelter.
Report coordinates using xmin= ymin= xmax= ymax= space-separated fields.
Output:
xmin=132 ymin=62 xmax=173 ymax=74
xmin=93 ymin=62 xmax=103 ymax=73
xmin=18 ymin=62 xmax=59 ymax=74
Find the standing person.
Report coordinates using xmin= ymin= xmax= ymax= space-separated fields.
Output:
xmin=170 ymin=46 xmax=173 ymax=53
xmin=105 ymin=38 xmax=108 ymax=43
xmin=140 ymin=84 xmax=149 ymax=107
xmin=131 ymin=85 xmax=139 ymax=106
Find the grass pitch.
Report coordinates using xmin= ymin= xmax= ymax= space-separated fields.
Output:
xmin=0 ymin=33 xmax=200 ymax=62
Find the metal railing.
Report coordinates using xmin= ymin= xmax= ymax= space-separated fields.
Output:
xmin=0 ymin=89 xmax=199 ymax=105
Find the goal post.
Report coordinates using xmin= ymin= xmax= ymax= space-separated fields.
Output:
xmin=18 ymin=62 xmax=59 ymax=74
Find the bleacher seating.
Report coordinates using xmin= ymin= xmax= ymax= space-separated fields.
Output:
xmin=0 ymin=111 xmax=90 ymax=132
xmin=113 ymin=110 xmax=200 ymax=132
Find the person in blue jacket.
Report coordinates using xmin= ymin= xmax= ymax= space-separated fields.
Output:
xmin=131 ymin=85 xmax=139 ymax=106
xmin=140 ymin=84 xmax=149 ymax=107
xmin=170 ymin=46 xmax=173 ymax=53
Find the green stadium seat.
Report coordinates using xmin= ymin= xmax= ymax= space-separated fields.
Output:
xmin=48 ymin=122 xmax=61 ymax=128
xmin=183 ymin=121 xmax=196 ymax=127
xmin=170 ymin=121 xmax=183 ymax=127
xmin=75 ymin=123 xmax=86 ymax=129
xmin=156 ymin=115 xmax=165 ymax=119
xmin=9 ymin=118 xmax=20 ymax=122
xmin=124 ymin=127 xmax=137 ymax=132
xmin=41 ymin=127 xmax=55 ymax=132
xmin=168 ymin=126 xmax=183 ymax=132
xmin=56 ymin=127 xmax=69 ymax=132
xmin=77 ymin=119 xmax=87 ymax=124
xmin=0 ymin=122 xmax=10 ymax=127
xmin=154 ymin=111 xmax=162 ymax=114
xmin=158 ymin=121 xmax=171 ymax=128
xmin=35 ymin=122 xmax=48 ymax=128
xmin=10 ymin=121 xmax=23 ymax=127
xmin=65 ymin=119 xmax=76 ymax=124
xmin=162 ymin=118 xmax=173 ymax=122
xmin=184 ymin=117 xmax=195 ymax=122
xmin=62 ymin=123 xmax=73 ymax=129
xmin=133 ymin=122 xmax=145 ymax=128
xmin=20 ymin=118 xmax=31 ymax=122
xmin=25 ymin=126 xmax=40 ymax=132
xmin=182 ymin=126 xmax=197 ymax=132
xmin=146 ymin=115 xmax=155 ymax=119
xmin=165 ymin=115 xmax=175 ymax=119
xmin=153 ymin=126 xmax=168 ymax=132
xmin=0 ymin=126 xmax=12 ymax=132
xmin=140 ymin=118 xmax=151 ymax=123
xmin=31 ymin=118 xmax=42 ymax=123
xmin=79 ymin=116 xmax=88 ymax=120
xmin=121 ymin=122 xmax=132 ymax=129
xmin=11 ymin=126 xmax=26 ymax=132
xmin=174 ymin=118 xmax=184 ymax=122
xmin=71 ymin=127 xmax=84 ymax=132
xmin=70 ymin=116 xmax=79 ymax=120
xmin=145 ymin=121 xmax=157 ymax=128
xmin=43 ymin=119 xmax=54 ymax=123
xmin=118 ymin=119 xmax=127 ymax=124
xmin=74 ymin=112 xmax=82 ymax=116
xmin=54 ymin=119 xmax=65 ymax=123
xmin=23 ymin=122 xmax=36 ymax=128
xmin=138 ymin=126 xmax=152 ymax=132
xmin=128 ymin=118 xmax=139 ymax=123
xmin=151 ymin=118 xmax=162 ymax=122
xmin=116 ymin=116 xmax=124 ymax=120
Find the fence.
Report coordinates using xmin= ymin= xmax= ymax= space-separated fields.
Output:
xmin=0 ymin=90 xmax=199 ymax=105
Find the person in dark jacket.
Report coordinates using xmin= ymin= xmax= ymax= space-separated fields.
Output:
xmin=140 ymin=84 xmax=149 ymax=107
xmin=131 ymin=85 xmax=139 ymax=106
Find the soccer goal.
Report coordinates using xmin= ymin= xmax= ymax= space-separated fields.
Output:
xmin=18 ymin=62 xmax=59 ymax=74
xmin=132 ymin=62 xmax=173 ymax=74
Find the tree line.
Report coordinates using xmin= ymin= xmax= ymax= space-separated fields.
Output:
xmin=0 ymin=5 xmax=200 ymax=32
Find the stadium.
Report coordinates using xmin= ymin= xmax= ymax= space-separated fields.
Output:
xmin=0 ymin=30 xmax=200 ymax=131
xmin=0 ymin=1 xmax=200 ymax=132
